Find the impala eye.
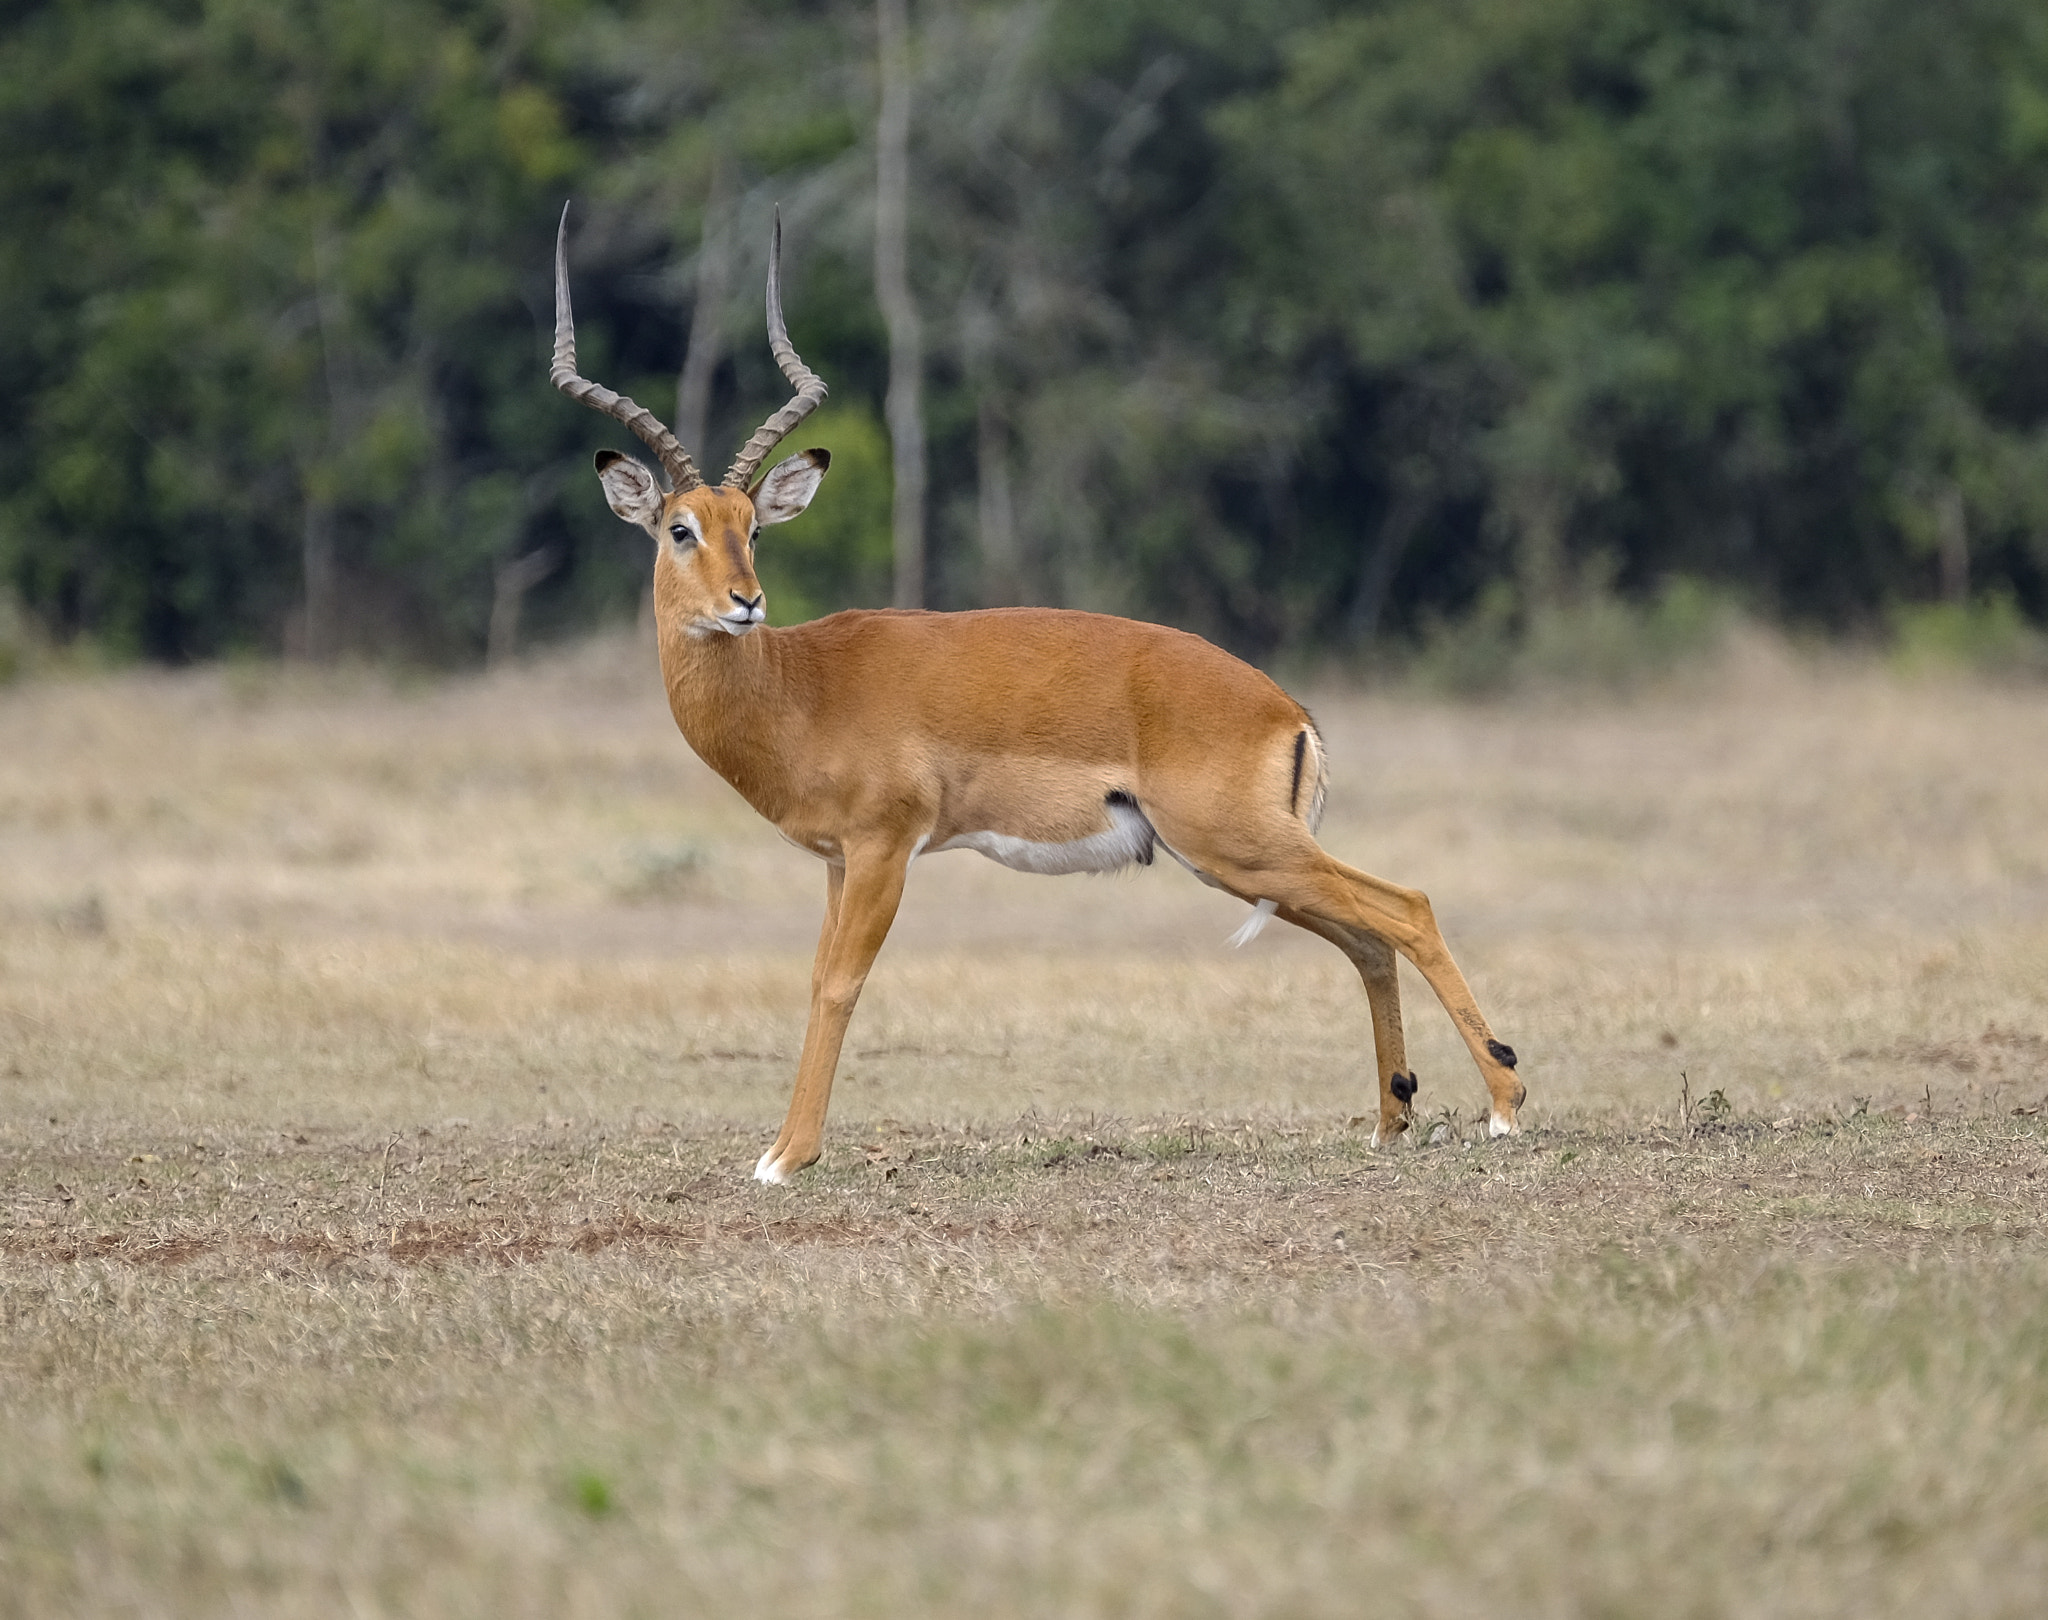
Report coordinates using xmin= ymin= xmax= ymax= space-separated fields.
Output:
xmin=669 ymin=524 xmax=697 ymax=548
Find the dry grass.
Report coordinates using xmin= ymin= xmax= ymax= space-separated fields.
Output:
xmin=3 ymin=630 xmax=2047 ymax=1617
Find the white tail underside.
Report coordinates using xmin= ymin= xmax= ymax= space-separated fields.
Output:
xmin=1226 ymin=898 xmax=1279 ymax=947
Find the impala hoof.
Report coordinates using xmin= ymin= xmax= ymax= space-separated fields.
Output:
xmin=1370 ymin=1071 xmax=1420 ymax=1148
xmin=753 ymin=1150 xmax=792 ymax=1185
xmin=1370 ymin=1114 xmax=1410 ymax=1150
xmin=1488 ymin=1112 xmax=1518 ymax=1139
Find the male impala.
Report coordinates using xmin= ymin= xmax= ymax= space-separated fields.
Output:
xmin=550 ymin=203 xmax=1524 ymax=1183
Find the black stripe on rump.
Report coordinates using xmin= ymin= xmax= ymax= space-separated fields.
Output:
xmin=1289 ymin=730 xmax=1307 ymax=816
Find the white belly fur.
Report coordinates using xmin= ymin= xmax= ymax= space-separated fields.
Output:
xmin=932 ymin=797 xmax=1157 ymax=876
xmin=927 ymin=800 xmax=1277 ymax=946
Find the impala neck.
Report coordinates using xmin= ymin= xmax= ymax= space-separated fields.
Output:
xmin=652 ymin=581 xmax=799 ymax=814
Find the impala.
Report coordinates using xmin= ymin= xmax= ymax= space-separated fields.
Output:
xmin=549 ymin=203 xmax=1525 ymax=1183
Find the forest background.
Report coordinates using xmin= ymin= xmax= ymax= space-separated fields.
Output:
xmin=3 ymin=0 xmax=2048 ymax=674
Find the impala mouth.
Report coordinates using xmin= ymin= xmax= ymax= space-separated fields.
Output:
xmin=715 ymin=608 xmax=765 ymax=636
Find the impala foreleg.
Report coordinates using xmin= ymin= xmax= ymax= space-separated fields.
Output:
xmin=1277 ymin=906 xmax=1417 ymax=1145
xmin=755 ymin=849 xmax=907 ymax=1185
xmin=809 ymin=860 xmax=846 ymax=1003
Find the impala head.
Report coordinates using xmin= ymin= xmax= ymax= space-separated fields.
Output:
xmin=550 ymin=201 xmax=830 ymax=637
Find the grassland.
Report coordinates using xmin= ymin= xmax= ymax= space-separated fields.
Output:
xmin=3 ymin=631 xmax=2046 ymax=1617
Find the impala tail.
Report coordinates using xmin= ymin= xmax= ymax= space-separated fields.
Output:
xmin=1225 ymin=720 xmax=1326 ymax=947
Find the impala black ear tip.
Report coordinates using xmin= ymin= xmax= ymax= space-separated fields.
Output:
xmin=594 ymin=449 xmax=623 ymax=471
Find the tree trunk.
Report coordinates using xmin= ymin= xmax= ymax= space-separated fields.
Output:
xmin=487 ymin=548 xmax=559 ymax=671
xmin=299 ymin=495 xmax=338 ymax=662
xmin=875 ymin=0 xmax=926 ymax=609
xmin=301 ymin=223 xmax=349 ymax=663
xmin=676 ymin=162 xmax=733 ymax=465
xmin=1510 ymin=480 xmax=1570 ymax=614
xmin=1347 ymin=485 xmax=1427 ymax=650
xmin=1935 ymin=481 xmax=1970 ymax=603
xmin=976 ymin=394 xmax=1021 ymax=604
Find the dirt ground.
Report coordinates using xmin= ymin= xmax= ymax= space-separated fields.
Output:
xmin=3 ymin=631 xmax=2046 ymax=1617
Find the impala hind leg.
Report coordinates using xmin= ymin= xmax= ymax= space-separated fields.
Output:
xmin=755 ymin=849 xmax=907 ymax=1184
xmin=1289 ymin=856 xmax=1522 ymax=1134
xmin=1154 ymin=810 xmax=1523 ymax=1134
xmin=1277 ymin=907 xmax=1417 ymax=1145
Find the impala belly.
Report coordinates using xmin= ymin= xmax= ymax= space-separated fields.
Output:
xmin=929 ymin=791 xmax=1157 ymax=876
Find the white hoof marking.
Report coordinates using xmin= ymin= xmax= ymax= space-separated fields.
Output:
xmin=1488 ymin=1113 xmax=1517 ymax=1139
xmin=753 ymin=1151 xmax=790 ymax=1185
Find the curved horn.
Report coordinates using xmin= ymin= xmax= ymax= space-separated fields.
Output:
xmin=550 ymin=201 xmax=702 ymax=493
xmin=723 ymin=207 xmax=829 ymax=490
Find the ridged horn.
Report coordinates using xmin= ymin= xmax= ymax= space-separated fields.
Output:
xmin=723 ymin=207 xmax=828 ymax=489
xmin=549 ymin=201 xmax=702 ymax=493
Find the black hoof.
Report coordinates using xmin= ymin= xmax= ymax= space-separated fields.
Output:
xmin=1390 ymin=1072 xmax=1418 ymax=1104
xmin=1487 ymin=1039 xmax=1518 ymax=1069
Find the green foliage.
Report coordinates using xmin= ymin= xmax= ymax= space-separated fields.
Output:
xmin=0 ymin=591 xmax=38 ymax=685
xmin=1413 ymin=582 xmax=1523 ymax=698
xmin=1414 ymin=574 xmax=1737 ymax=696
xmin=567 ymin=1468 xmax=615 ymax=1518
xmin=1518 ymin=575 xmax=1738 ymax=691
xmin=1215 ymin=0 xmax=2048 ymax=653
xmin=0 ymin=0 xmax=629 ymax=660
xmin=1889 ymin=592 xmax=2048 ymax=677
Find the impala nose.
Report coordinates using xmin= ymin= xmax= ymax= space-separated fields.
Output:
xmin=731 ymin=590 xmax=765 ymax=624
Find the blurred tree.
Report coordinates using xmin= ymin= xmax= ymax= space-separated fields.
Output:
xmin=0 ymin=0 xmax=660 ymax=660
xmin=2 ymin=0 xmax=2046 ymax=663
xmin=1216 ymin=0 xmax=2048 ymax=641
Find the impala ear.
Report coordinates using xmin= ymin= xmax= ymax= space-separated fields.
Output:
xmin=594 ymin=450 xmax=665 ymax=536
xmin=750 ymin=448 xmax=830 ymax=526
